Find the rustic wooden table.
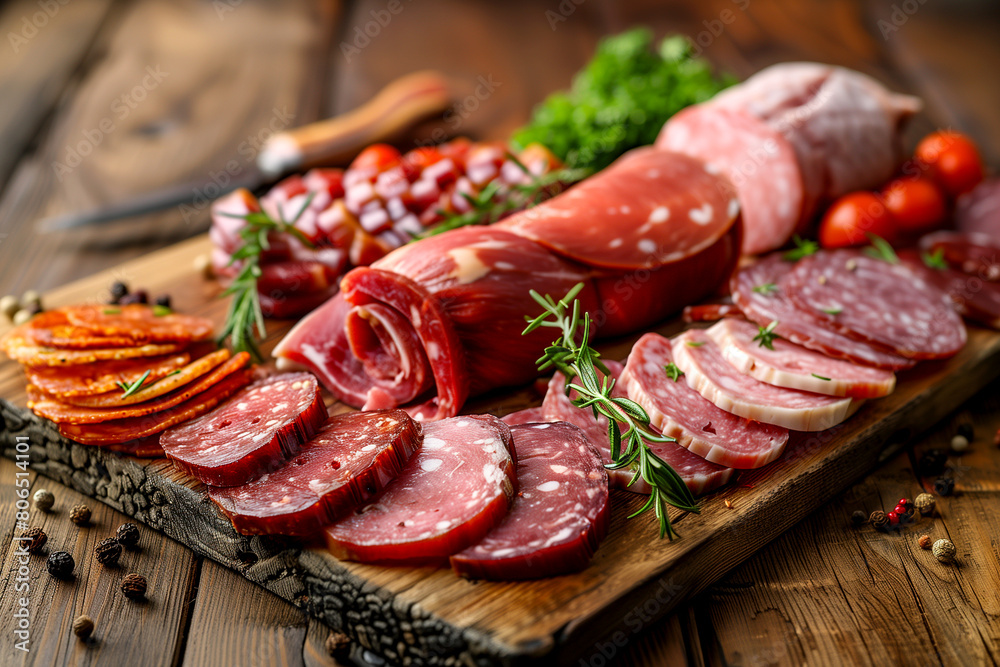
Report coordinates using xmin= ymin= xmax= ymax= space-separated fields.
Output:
xmin=0 ymin=0 xmax=998 ymax=665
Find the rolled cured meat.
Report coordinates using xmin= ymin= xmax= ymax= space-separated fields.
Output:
xmin=275 ymin=147 xmax=742 ymax=419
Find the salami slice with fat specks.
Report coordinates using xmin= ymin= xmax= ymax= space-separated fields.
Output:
xmin=920 ymin=231 xmax=1000 ymax=282
xmin=900 ymin=249 xmax=1000 ymax=330
xmin=325 ymin=415 xmax=516 ymax=564
xmin=540 ymin=361 xmax=734 ymax=495
xmin=497 ymin=147 xmax=739 ymax=269
xmin=707 ymin=318 xmax=896 ymax=399
xmin=500 ymin=408 xmax=547 ymax=426
xmin=785 ymin=250 xmax=966 ymax=360
xmin=211 ymin=410 xmax=421 ymax=535
xmin=672 ymin=329 xmax=861 ymax=432
xmin=656 ymin=105 xmax=804 ymax=255
xmin=622 ymin=333 xmax=787 ymax=469
xmin=730 ymin=254 xmax=914 ymax=370
xmin=161 ymin=372 xmax=328 ymax=487
xmin=450 ymin=422 xmax=608 ymax=580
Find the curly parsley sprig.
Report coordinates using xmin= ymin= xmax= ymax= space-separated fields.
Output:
xmin=523 ymin=283 xmax=699 ymax=539
xmin=216 ymin=194 xmax=315 ymax=361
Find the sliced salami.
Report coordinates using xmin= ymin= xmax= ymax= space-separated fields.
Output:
xmin=785 ymin=250 xmax=966 ymax=359
xmin=672 ymin=329 xmax=861 ymax=431
xmin=58 ymin=368 xmax=253 ymax=445
xmin=540 ymin=361 xmax=734 ymax=495
xmin=64 ymin=304 xmax=214 ymax=344
xmin=210 ymin=410 xmax=421 ymax=535
xmin=900 ymin=249 xmax=1000 ymax=330
xmin=29 ymin=352 xmax=251 ymax=425
xmin=24 ymin=352 xmax=190 ymax=398
xmin=2 ymin=338 xmax=186 ymax=367
xmin=500 ymin=407 xmax=547 ymax=426
xmin=920 ymin=231 xmax=1000 ymax=282
xmin=656 ymin=105 xmax=804 ymax=255
xmin=707 ymin=318 xmax=896 ymax=398
xmin=450 ymin=422 xmax=609 ymax=580
xmin=730 ymin=254 xmax=914 ymax=370
xmin=161 ymin=372 xmax=328 ymax=487
xmin=955 ymin=178 xmax=1000 ymax=238
xmin=622 ymin=333 xmax=788 ymax=469
xmin=325 ymin=415 xmax=517 ymax=564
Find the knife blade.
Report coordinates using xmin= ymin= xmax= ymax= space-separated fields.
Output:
xmin=38 ymin=70 xmax=453 ymax=233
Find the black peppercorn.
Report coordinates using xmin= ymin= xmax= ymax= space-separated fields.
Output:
xmin=46 ymin=551 xmax=75 ymax=579
xmin=917 ymin=449 xmax=948 ymax=477
xmin=21 ymin=527 xmax=47 ymax=554
xmin=95 ymin=538 xmax=122 ymax=567
xmin=934 ymin=476 xmax=955 ymax=496
xmin=154 ymin=295 xmax=171 ymax=309
xmin=956 ymin=423 xmax=974 ymax=442
xmin=121 ymin=573 xmax=147 ymax=600
xmin=851 ymin=510 xmax=867 ymax=527
xmin=109 ymin=281 xmax=129 ymax=304
xmin=69 ymin=504 xmax=91 ymax=526
xmin=116 ymin=523 xmax=140 ymax=549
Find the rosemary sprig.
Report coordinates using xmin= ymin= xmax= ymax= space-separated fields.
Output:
xmin=783 ymin=235 xmax=819 ymax=262
xmin=116 ymin=369 xmax=151 ymax=399
xmin=752 ymin=282 xmax=778 ymax=295
xmin=523 ymin=283 xmax=699 ymax=539
xmin=864 ymin=233 xmax=899 ymax=264
xmin=753 ymin=320 xmax=779 ymax=350
xmin=922 ymin=248 xmax=948 ymax=270
xmin=417 ymin=158 xmax=590 ymax=239
xmin=216 ymin=195 xmax=315 ymax=360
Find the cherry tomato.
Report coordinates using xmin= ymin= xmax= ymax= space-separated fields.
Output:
xmin=880 ymin=177 xmax=947 ymax=233
xmin=914 ymin=131 xmax=985 ymax=197
xmin=350 ymin=144 xmax=402 ymax=172
xmin=818 ymin=191 xmax=897 ymax=248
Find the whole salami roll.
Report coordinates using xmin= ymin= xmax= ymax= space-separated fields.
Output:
xmin=275 ymin=148 xmax=742 ymax=420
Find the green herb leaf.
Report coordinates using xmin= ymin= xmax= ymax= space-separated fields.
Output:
xmin=821 ymin=306 xmax=843 ymax=315
xmin=664 ymin=362 xmax=684 ymax=382
xmin=103 ymin=307 xmax=121 ymax=315
xmin=783 ymin=235 xmax=819 ymax=262
xmin=864 ymin=233 xmax=899 ymax=264
xmin=152 ymin=304 xmax=172 ymax=317
xmin=685 ymin=340 xmax=705 ymax=348
xmin=922 ymin=248 xmax=948 ymax=270
xmin=524 ymin=283 xmax=699 ymax=540
xmin=811 ymin=373 xmax=832 ymax=381
xmin=167 ymin=370 xmax=182 ymax=376
xmin=752 ymin=283 xmax=778 ymax=295
xmin=117 ymin=369 xmax=151 ymax=399
xmin=753 ymin=320 xmax=780 ymax=350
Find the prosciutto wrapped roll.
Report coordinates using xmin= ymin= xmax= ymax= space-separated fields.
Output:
xmin=275 ymin=148 xmax=741 ymax=419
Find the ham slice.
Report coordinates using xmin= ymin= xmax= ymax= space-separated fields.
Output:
xmin=672 ymin=329 xmax=861 ymax=432
xmin=325 ymin=415 xmax=517 ymax=564
xmin=706 ymin=318 xmax=896 ymax=398
xmin=622 ymin=333 xmax=788 ymax=469
xmin=450 ymin=422 xmax=609 ymax=580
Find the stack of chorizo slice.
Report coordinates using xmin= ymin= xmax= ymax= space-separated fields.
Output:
xmin=0 ymin=303 xmax=250 ymax=456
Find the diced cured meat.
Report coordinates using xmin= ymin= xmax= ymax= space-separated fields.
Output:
xmin=710 ymin=63 xmax=921 ymax=216
xmin=955 ymin=178 xmax=1000 ymax=238
xmin=785 ymin=250 xmax=966 ymax=359
xmin=656 ymin=105 xmax=804 ymax=255
xmin=500 ymin=408 xmax=547 ymax=426
xmin=28 ymin=352 xmax=250 ymax=424
xmin=706 ymin=318 xmax=896 ymax=398
xmin=920 ymin=231 xmax=1000 ymax=281
xmin=325 ymin=415 xmax=517 ymax=564
xmin=2 ymin=337 xmax=185 ymax=367
xmin=900 ymin=249 xmax=1000 ymax=330
xmin=211 ymin=410 xmax=421 ymax=535
xmin=161 ymin=372 xmax=328 ymax=487
xmin=497 ymin=147 xmax=740 ymax=269
xmin=24 ymin=353 xmax=190 ymax=398
xmin=64 ymin=304 xmax=214 ymax=344
xmin=672 ymin=329 xmax=861 ymax=431
xmin=59 ymin=368 xmax=253 ymax=445
xmin=450 ymin=422 xmax=608 ymax=580
xmin=730 ymin=254 xmax=913 ymax=370
xmin=55 ymin=349 xmax=232 ymax=408
xmin=682 ymin=302 xmax=741 ymax=324
xmin=622 ymin=333 xmax=787 ymax=469
xmin=541 ymin=361 xmax=734 ymax=495
xmin=275 ymin=146 xmax=743 ymax=418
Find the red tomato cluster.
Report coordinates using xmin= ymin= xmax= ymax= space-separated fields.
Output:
xmin=818 ymin=131 xmax=985 ymax=249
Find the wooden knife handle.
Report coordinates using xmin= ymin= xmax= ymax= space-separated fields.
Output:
xmin=257 ymin=70 xmax=452 ymax=177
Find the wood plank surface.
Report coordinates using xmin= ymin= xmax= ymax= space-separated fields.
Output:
xmin=2 ymin=233 xmax=999 ymax=665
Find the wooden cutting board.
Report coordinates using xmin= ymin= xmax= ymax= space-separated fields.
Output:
xmin=3 ymin=234 xmax=999 ymax=666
